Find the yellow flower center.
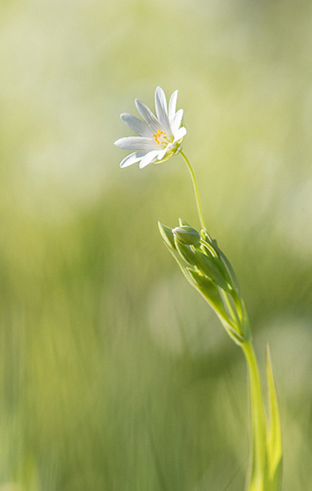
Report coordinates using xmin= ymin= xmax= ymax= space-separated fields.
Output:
xmin=153 ymin=129 xmax=169 ymax=145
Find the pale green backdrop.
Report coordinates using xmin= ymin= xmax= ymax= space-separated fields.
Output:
xmin=0 ymin=0 xmax=312 ymax=489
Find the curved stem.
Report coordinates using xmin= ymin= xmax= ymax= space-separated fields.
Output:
xmin=180 ymin=151 xmax=206 ymax=231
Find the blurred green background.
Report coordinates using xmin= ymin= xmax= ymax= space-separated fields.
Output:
xmin=1 ymin=0 xmax=312 ymax=489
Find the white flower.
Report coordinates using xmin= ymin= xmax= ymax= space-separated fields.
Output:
xmin=114 ymin=86 xmax=187 ymax=169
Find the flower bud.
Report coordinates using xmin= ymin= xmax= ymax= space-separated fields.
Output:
xmin=172 ymin=226 xmax=201 ymax=245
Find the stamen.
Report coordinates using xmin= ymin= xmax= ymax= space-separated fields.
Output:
xmin=153 ymin=129 xmax=168 ymax=145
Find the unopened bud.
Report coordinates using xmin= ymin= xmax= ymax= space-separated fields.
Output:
xmin=172 ymin=226 xmax=200 ymax=245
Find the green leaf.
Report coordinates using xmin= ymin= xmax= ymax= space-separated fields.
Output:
xmin=196 ymin=251 xmax=232 ymax=292
xmin=158 ymin=222 xmax=176 ymax=250
xmin=186 ymin=269 xmax=226 ymax=315
xmin=185 ymin=269 xmax=243 ymax=347
xmin=214 ymin=243 xmax=241 ymax=295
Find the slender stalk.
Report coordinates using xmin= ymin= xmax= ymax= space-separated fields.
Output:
xmin=241 ymin=340 xmax=267 ymax=490
xmin=180 ymin=151 xmax=206 ymax=231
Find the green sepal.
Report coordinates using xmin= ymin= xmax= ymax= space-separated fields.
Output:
xmin=174 ymin=239 xmax=197 ymax=266
xmin=197 ymin=240 xmax=218 ymax=258
xmin=178 ymin=218 xmax=191 ymax=227
xmin=158 ymin=222 xmax=176 ymax=250
xmin=201 ymin=229 xmax=214 ymax=243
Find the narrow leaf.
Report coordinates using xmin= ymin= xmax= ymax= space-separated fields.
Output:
xmin=196 ymin=251 xmax=232 ymax=292
xmin=266 ymin=344 xmax=283 ymax=490
xmin=158 ymin=222 xmax=176 ymax=250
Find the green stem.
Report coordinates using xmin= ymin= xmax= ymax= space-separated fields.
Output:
xmin=241 ymin=340 xmax=267 ymax=490
xmin=180 ymin=151 xmax=206 ymax=231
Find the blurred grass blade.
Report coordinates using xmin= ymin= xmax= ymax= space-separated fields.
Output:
xmin=266 ymin=344 xmax=283 ymax=490
xmin=221 ymin=466 xmax=242 ymax=491
xmin=242 ymin=342 xmax=267 ymax=491
xmin=244 ymin=343 xmax=283 ymax=491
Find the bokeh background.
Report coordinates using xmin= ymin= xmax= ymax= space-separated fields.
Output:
xmin=1 ymin=0 xmax=312 ymax=489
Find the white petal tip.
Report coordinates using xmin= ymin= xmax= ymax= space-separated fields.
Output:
xmin=139 ymin=161 xmax=150 ymax=169
xmin=155 ymin=86 xmax=165 ymax=96
xmin=114 ymin=138 xmax=124 ymax=148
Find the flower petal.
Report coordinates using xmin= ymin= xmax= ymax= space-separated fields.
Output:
xmin=157 ymin=148 xmax=168 ymax=161
xmin=114 ymin=136 xmax=157 ymax=151
xmin=168 ymin=90 xmax=178 ymax=121
xmin=120 ymin=151 xmax=146 ymax=168
xmin=115 ymin=88 xmax=186 ymax=170
xmin=139 ymin=150 xmax=159 ymax=169
xmin=135 ymin=99 xmax=161 ymax=133
xmin=174 ymin=126 xmax=187 ymax=142
xmin=155 ymin=87 xmax=171 ymax=135
xmin=171 ymin=109 xmax=184 ymax=134
xmin=120 ymin=113 xmax=151 ymax=137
